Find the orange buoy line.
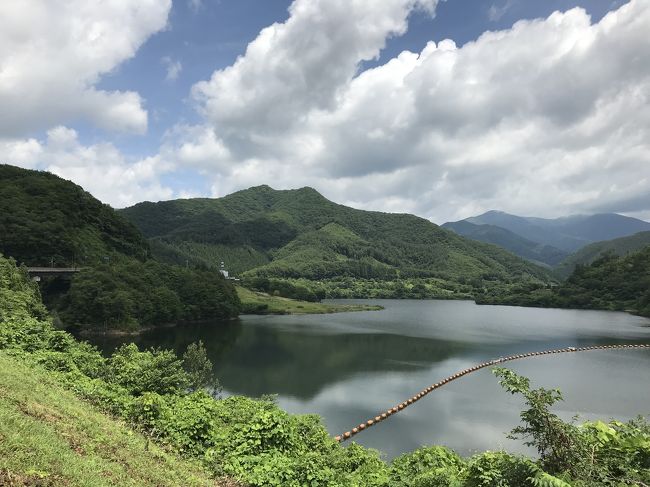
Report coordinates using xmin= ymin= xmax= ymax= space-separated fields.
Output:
xmin=334 ymin=343 xmax=650 ymax=443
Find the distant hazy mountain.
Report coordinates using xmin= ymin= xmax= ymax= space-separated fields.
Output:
xmin=459 ymin=210 xmax=650 ymax=253
xmin=442 ymin=220 xmax=569 ymax=267
xmin=555 ymin=231 xmax=650 ymax=278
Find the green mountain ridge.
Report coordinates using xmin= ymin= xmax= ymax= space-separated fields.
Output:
xmin=0 ymin=164 xmax=149 ymax=266
xmin=120 ymin=186 xmax=553 ymax=286
xmin=555 ymin=231 xmax=650 ymax=278
xmin=442 ymin=220 xmax=569 ymax=267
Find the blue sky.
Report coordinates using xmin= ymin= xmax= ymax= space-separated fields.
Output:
xmin=1 ymin=0 xmax=648 ymax=223
xmin=94 ymin=0 xmax=624 ymax=156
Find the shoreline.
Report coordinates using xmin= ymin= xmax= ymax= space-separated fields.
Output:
xmin=74 ymin=303 xmax=385 ymax=336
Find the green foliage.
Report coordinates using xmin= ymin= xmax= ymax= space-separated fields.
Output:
xmin=479 ymin=246 xmax=650 ymax=317
xmin=261 ymin=276 xmax=476 ymax=300
xmin=120 ymin=185 xmax=553 ymax=292
xmin=464 ymin=451 xmax=537 ymax=487
xmin=245 ymin=276 xmax=321 ymax=301
xmin=183 ymin=341 xmax=222 ymax=394
xmin=58 ymin=256 xmax=240 ymax=329
xmin=0 ymin=164 xmax=149 ymax=266
xmin=389 ymin=446 xmax=464 ymax=486
xmin=555 ymin=231 xmax=650 ymax=278
xmin=0 ymin=256 xmax=49 ymax=323
xmin=150 ymin=239 xmax=270 ymax=274
xmin=0 ymin=166 xmax=240 ymax=331
xmin=236 ymin=285 xmax=382 ymax=315
xmin=105 ymin=343 xmax=190 ymax=396
xmin=493 ymin=367 xmax=650 ymax=485
xmin=0 ymin=353 xmax=229 ymax=487
xmin=493 ymin=367 xmax=587 ymax=476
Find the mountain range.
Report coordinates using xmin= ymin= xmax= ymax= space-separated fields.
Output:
xmin=2 ymin=163 xmax=648 ymax=287
xmin=120 ymin=185 xmax=551 ymax=284
xmin=443 ymin=210 xmax=650 ymax=267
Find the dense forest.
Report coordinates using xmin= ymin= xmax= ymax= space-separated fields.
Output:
xmin=2 ymin=254 xmax=649 ymax=486
xmin=478 ymin=246 xmax=650 ymax=317
xmin=554 ymin=231 xmax=650 ymax=278
xmin=121 ymin=185 xmax=553 ymax=290
xmin=56 ymin=256 xmax=240 ymax=330
xmin=0 ymin=164 xmax=149 ymax=266
xmin=0 ymin=165 xmax=240 ymax=330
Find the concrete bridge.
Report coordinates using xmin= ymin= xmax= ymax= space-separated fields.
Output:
xmin=26 ymin=267 xmax=81 ymax=281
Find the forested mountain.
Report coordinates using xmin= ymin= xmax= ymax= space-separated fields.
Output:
xmin=121 ymin=185 xmax=552 ymax=285
xmin=0 ymin=165 xmax=239 ymax=330
xmin=555 ymin=231 xmax=650 ymax=278
xmin=478 ymin=246 xmax=650 ymax=317
xmin=442 ymin=220 xmax=568 ymax=267
xmin=0 ymin=164 xmax=149 ymax=266
xmin=460 ymin=210 xmax=650 ymax=253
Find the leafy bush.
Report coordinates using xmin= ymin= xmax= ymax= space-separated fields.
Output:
xmin=105 ymin=343 xmax=190 ymax=396
xmin=390 ymin=446 xmax=464 ymax=486
xmin=464 ymin=451 xmax=537 ymax=486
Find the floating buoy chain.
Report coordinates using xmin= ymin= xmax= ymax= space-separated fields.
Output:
xmin=334 ymin=343 xmax=650 ymax=443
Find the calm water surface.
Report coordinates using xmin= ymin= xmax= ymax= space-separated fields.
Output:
xmin=87 ymin=300 xmax=650 ymax=460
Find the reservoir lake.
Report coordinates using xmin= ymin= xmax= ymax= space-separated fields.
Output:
xmin=86 ymin=299 xmax=650 ymax=460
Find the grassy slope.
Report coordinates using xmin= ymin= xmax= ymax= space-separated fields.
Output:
xmin=236 ymin=286 xmax=382 ymax=314
xmin=0 ymin=353 xmax=239 ymax=487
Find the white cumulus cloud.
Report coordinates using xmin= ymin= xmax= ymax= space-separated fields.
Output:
xmin=172 ymin=0 xmax=650 ymax=223
xmin=0 ymin=0 xmax=171 ymax=137
xmin=1 ymin=127 xmax=174 ymax=207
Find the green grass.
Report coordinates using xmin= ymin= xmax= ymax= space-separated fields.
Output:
xmin=0 ymin=353 xmax=242 ymax=487
xmin=236 ymin=286 xmax=382 ymax=315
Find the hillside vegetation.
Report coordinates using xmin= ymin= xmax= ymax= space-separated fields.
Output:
xmin=0 ymin=164 xmax=149 ymax=266
xmin=478 ymin=245 xmax=650 ymax=317
xmin=0 ymin=165 xmax=240 ymax=331
xmin=443 ymin=220 xmax=569 ymax=266
xmin=2 ymin=253 xmax=649 ymax=486
xmin=121 ymin=185 xmax=553 ymax=291
xmin=555 ymin=231 xmax=650 ymax=278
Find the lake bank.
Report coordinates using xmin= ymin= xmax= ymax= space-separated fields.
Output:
xmin=236 ymin=286 xmax=383 ymax=314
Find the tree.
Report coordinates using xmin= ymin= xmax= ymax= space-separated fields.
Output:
xmin=183 ymin=341 xmax=221 ymax=396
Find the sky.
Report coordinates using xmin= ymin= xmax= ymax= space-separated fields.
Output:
xmin=1 ymin=0 xmax=648 ymax=224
